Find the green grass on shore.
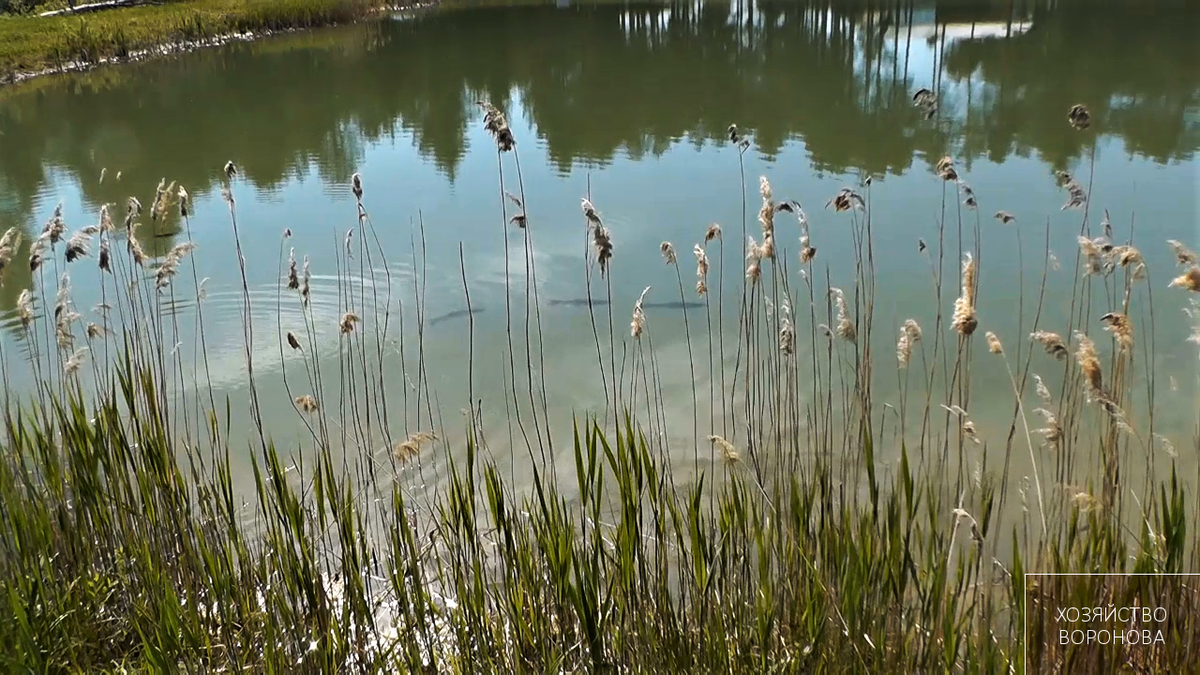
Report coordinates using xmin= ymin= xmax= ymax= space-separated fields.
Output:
xmin=0 ymin=0 xmax=390 ymax=81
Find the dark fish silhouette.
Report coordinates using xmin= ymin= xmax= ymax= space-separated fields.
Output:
xmin=429 ymin=307 xmax=485 ymax=327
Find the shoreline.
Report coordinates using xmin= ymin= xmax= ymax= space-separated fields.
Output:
xmin=0 ymin=0 xmax=435 ymax=88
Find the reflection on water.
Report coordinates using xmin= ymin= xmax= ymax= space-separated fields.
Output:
xmin=0 ymin=0 xmax=1197 ymax=507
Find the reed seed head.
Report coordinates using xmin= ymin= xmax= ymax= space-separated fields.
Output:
xmin=351 ymin=173 xmax=364 ymax=201
xmin=224 ymin=161 xmax=237 ymax=181
xmin=986 ymin=331 xmax=1003 ymax=354
xmin=17 ymin=289 xmax=34 ymax=328
xmin=745 ymin=236 xmax=762 ymax=284
xmin=340 ymin=313 xmax=360 ymax=335
xmin=287 ymin=332 xmax=301 ymax=351
xmin=1033 ymin=374 xmax=1052 ymax=402
xmin=1074 ymin=331 xmax=1103 ymax=395
xmin=287 ymin=248 xmax=299 ymax=290
xmin=393 ymin=432 xmax=437 ymax=464
xmin=693 ymin=244 xmax=709 ymax=297
xmin=951 ymin=253 xmax=977 ymax=336
xmin=1030 ymin=331 xmax=1068 ymax=360
xmin=64 ymin=348 xmax=88 ymax=377
xmin=301 ymin=256 xmax=311 ymax=305
xmin=660 ymin=242 xmax=677 ymax=265
xmin=1067 ymin=104 xmax=1091 ymax=130
xmin=86 ymin=322 xmax=104 ymax=339
xmin=831 ymin=287 xmax=855 ymax=343
xmin=779 ymin=316 xmax=795 ymax=355
xmin=295 ymin=395 xmax=319 ymax=413
xmin=994 ymin=211 xmax=1016 ymax=224
xmin=1100 ymin=312 xmax=1133 ymax=352
xmin=631 ymin=286 xmax=650 ymax=339
xmin=1167 ymin=240 xmax=1197 ymax=266
xmin=1169 ymin=267 xmax=1200 ymax=292
xmin=707 ymin=435 xmax=740 ymax=465
xmin=705 ymin=223 xmax=722 ymax=243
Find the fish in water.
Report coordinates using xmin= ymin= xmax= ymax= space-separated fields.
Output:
xmin=549 ymin=298 xmax=704 ymax=310
xmin=429 ymin=307 xmax=485 ymax=326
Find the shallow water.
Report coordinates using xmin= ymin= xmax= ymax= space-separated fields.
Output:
xmin=0 ymin=0 xmax=1197 ymax=514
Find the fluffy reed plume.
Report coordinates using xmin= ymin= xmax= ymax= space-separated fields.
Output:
xmin=64 ymin=348 xmax=88 ymax=377
xmin=124 ymin=196 xmax=141 ymax=229
xmin=727 ymin=124 xmax=750 ymax=150
xmin=1167 ymin=240 xmax=1197 ymax=266
xmin=97 ymin=237 xmax=109 ymax=273
xmin=798 ymin=218 xmax=816 ymax=263
xmin=707 ymin=435 xmax=740 ymax=465
xmin=896 ymin=320 xmax=922 ymax=368
xmin=65 ymin=229 xmax=92 ymax=262
xmin=86 ymin=322 xmax=105 ymax=339
xmin=294 ymin=395 xmax=319 ymax=413
xmin=1034 ymin=408 xmax=1062 ymax=452
xmin=951 ymin=508 xmax=983 ymax=543
xmin=581 ymin=199 xmax=613 ymax=276
xmin=1101 ymin=312 xmax=1134 ymax=352
xmin=29 ymin=238 xmax=46 ymax=273
xmin=693 ymin=244 xmax=708 ymax=296
xmin=986 ymin=331 xmax=1003 ymax=354
xmin=830 ymin=287 xmax=855 ymax=342
xmin=779 ymin=313 xmax=795 ymax=356
xmin=1030 ymin=331 xmax=1068 ymax=360
xmin=1169 ymin=267 xmax=1200 ymax=292
xmin=705 ymin=223 xmax=722 ymax=243
xmin=1034 ymin=374 xmax=1052 ymax=402
xmin=393 ymin=431 xmax=437 ymax=464
xmin=1061 ymin=178 xmax=1087 ymax=210
xmin=1067 ymin=104 xmax=1091 ymax=130
xmin=630 ymin=286 xmax=650 ymax=339
xmin=757 ymin=177 xmax=777 ymax=258
xmin=1078 ymin=236 xmax=1103 ymax=276
xmin=0 ymin=228 xmax=20 ymax=279
xmin=151 ymin=179 xmax=178 ymax=221
xmin=301 ymin=256 xmax=311 ymax=305
xmin=178 ymin=186 xmax=190 ymax=218
xmin=951 ymin=253 xmax=978 ymax=336
xmin=17 ymin=289 xmax=34 ymax=328
xmin=351 ymin=173 xmax=364 ymax=202
xmin=155 ymin=242 xmax=197 ymax=289
xmin=42 ymin=203 xmax=66 ymax=245
xmin=994 ymin=211 xmax=1016 ymax=224
xmin=660 ymin=242 xmax=677 ymax=265
xmin=477 ymin=102 xmax=515 ymax=152
xmin=287 ymin=331 xmax=301 ymax=351
xmin=935 ymin=156 xmax=958 ymax=181
xmin=912 ymin=87 xmax=938 ymax=118
xmin=745 ymin=236 xmax=762 ymax=284
xmin=287 ymin=248 xmax=299 ymax=290
xmin=55 ymin=278 xmax=79 ymax=349
xmin=1074 ymin=332 xmax=1103 ymax=395
xmin=825 ymin=188 xmax=864 ymax=213
xmin=339 ymin=312 xmax=360 ymax=335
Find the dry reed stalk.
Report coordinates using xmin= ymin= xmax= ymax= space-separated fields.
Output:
xmin=951 ymin=253 xmax=977 ymax=336
xmin=630 ymin=286 xmax=650 ymax=339
xmin=1030 ymin=331 xmax=1068 ymax=360
xmin=1168 ymin=267 xmax=1200 ymax=292
xmin=1100 ymin=313 xmax=1133 ymax=352
xmin=295 ymin=395 xmax=319 ymax=413
xmin=393 ymin=431 xmax=437 ymax=464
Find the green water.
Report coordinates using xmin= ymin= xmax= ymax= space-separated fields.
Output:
xmin=0 ymin=0 xmax=1197 ymax=504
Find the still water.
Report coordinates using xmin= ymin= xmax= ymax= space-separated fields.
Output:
xmin=0 ymin=1 xmax=1197 ymax=508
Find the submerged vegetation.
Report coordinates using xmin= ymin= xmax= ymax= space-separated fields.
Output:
xmin=1 ymin=91 xmax=1199 ymax=673
xmin=0 ymin=0 xmax=398 ymax=81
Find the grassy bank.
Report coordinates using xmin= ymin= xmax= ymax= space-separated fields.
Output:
xmin=0 ymin=101 xmax=1198 ymax=671
xmin=0 ymin=0 xmax=395 ymax=81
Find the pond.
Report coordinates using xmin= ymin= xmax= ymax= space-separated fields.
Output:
xmin=0 ymin=0 xmax=1197 ymax=520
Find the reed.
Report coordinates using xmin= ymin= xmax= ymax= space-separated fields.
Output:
xmin=0 ymin=104 xmax=1197 ymax=673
